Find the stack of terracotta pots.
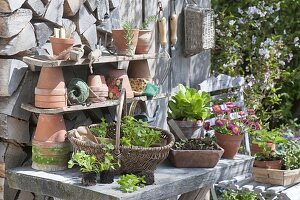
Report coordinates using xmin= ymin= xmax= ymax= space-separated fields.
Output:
xmin=35 ymin=67 xmax=67 ymax=108
xmin=108 ymin=69 xmax=134 ymax=99
xmin=87 ymin=75 xmax=108 ymax=102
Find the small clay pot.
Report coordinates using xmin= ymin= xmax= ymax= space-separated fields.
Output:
xmin=108 ymin=69 xmax=134 ymax=98
xmin=215 ymin=132 xmax=244 ymax=159
xmin=82 ymin=172 xmax=97 ymax=186
xmin=99 ymin=169 xmax=114 ymax=184
xmin=251 ymin=142 xmax=276 ymax=156
xmin=35 ymin=94 xmax=66 ymax=102
xmin=34 ymin=114 xmax=67 ymax=143
xmin=35 ymin=88 xmax=67 ymax=96
xmin=127 ymin=60 xmax=151 ymax=80
xmin=135 ymin=30 xmax=153 ymax=54
xmin=50 ymin=37 xmax=75 ymax=56
xmin=88 ymin=75 xmax=106 ymax=87
xmin=254 ymin=159 xmax=283 ymax=169
xmin=36 ymin=67 xmax=65 ymax=90
xmin=35 ymin=101 xmax=67 ymax=109
xmin=112 ymin=29 xmax=139 ymax=55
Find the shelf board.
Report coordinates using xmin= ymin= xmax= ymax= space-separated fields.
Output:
xmin=23 ymin=54 xmax=159 ymax=67
xmin=21 ymin=93 xmax=168 ymax=114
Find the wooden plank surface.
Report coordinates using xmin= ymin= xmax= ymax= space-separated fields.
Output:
xmin=6 ymin=155 xmax=253 ymax=200
xmin=0 ymin=163 xmax=4 ymax=178
xmin=21 ymin=93 xmax=168 ymax=114
xmin=23 ymin=54 xmax=159 ymax=67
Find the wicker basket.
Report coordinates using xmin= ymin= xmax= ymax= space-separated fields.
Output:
xmin=67 ymin=90 xmax=175 ymax=174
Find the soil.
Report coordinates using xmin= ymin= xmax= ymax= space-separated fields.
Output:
xmin=135 ymin=171 xmax=155 ymax=185
xmin=99 ymin=169 xmax=114 ymax=184
xmin=174 ymin=137 xmax=218 ymax=150
xmin=81 ymin=172 xmax=97 ymax=186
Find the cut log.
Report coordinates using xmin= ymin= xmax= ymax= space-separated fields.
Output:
xmin=0 ymin=59 xmax=28 ymax=96
xmin=62 ymin=18 xmax=76 ymax=38
xmin=85 ymin=0 xmax=98 ymax=12
xmin=0 ymin=9 xmax=32 ymax=38
xmin=0 ymin=23 xmax=36 ymax=56
xmin=63 ymin=0 xmax=85 ymax=17
xmin=73 ymin=5 xmax=96 ymax=34
xmin=108 ymin=0 xmax=119 ymax=9
xmin=0 ymin=114 xmax=30 ymax=144
xmin=0 ymin=0 xmax=26 ymax=12
xmin=95 ymin=0 xmax=109 ymax=21
xmin=24 ymin=0 xmax=46 ymax=16
xmin=43 ymin=0 xmax=64 ymax=25
xmin=0 ymin=71 xmax=38 ymax=121
xmin=81 ymin=24 xmax=97 ymax=50
xmin=33 ymin=22 xmax=54 ymax=47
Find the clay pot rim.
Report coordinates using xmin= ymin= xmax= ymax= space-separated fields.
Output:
xmin=32 ymin=138 xmax=68 ymax=145
xmin=170 ymin=142 xmax=224 ymax=153
xmin=49 ymin=36 xmax=75 ymax=44
xmin=35 ymin=87 xmax=67 ymax=95
xmin=112 ymin=28 xmax=139 ymax=31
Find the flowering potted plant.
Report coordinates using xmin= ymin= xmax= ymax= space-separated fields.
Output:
xmin=204 ymin=102 xmax=249 ymax=159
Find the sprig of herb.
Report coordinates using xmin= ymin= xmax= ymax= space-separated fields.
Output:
xmin=122 ymin=21 xmax=134 ymax=55
xmin=117 ymin=174 xmax=146 ymax=193
xmin=140 ymin=15 xmax=157 ymax=30
xmin=90 ymin=118 xmax=108 ymax=138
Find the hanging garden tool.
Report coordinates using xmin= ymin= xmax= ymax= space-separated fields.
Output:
xmin=157 ymin=1 xmax=171 ymax=85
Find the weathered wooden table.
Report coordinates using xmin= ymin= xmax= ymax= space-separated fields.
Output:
xmin=6 ymin=154 xmax=253 ymax=200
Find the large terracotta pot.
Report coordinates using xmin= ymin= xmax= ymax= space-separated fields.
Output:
xmin=36 ymin=67 xmax=65 ymax=89
xmin=254 ymin=159 xmax=282 ymax=169
xmin=127 ymin=60 xmax=151 ymax=80
xmin=32 ymin=139 xmax=70 ymax=171
xmin=34 ymin=114 xmax=67 ymax=143
xmin=112 ymin=29 xmax=139 ymax=55
xmin=215 ymin=132 xmax=244 ymax=159
xmin=135 ymin=30 xmax=153 ymax=54
xmin=50 ymin=36 xmax=75 ymax=56
xmin=108 ymin=69 xmax=134 ymax=98
xmin=87 ymin=75 xmax=108 ymax=102
xmin=168 ymin=120 xmax=202 ymax=139
xmin=251 ymin=142 xmax=276 ymax=156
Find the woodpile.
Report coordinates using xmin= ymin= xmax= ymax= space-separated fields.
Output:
xmin=0 ymin=0 xmax=120 ymax=199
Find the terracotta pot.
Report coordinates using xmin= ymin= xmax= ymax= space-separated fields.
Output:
xmin=36 ymin=67 xmax=65 ymax=89
xmin=35 ymin=88 xmax=67 ymax=96
xmin=34 ymin=114 xmax=67 ymax=143
xmin=32 ymin=139 xmax=70 ymax=171
xmin=112 ymin=29 xmax=139 ymax=55
xmin=35 ymin=101 xmax=67 ymax=108
xmin=135 ymin=30 xmax=153 ymax=54
xmin=82 ymin=172 xmax=97 ymax=186
xmin=254 ymin=159 xmax=283 ymax=169
xmin=127 ymin=60 xmax=151 ymax=80
xmin=50 ymin=36 xmax=75 ymax=56
xmin=251 ymin=142 xmax=276 ymax=156
xmin=89 ymin=91 xmax=108 ymax=97
xmin=108 ymin=69 xmax=134 ymax=98
xmin=88 ymin=97 xmax=106 ymax=103
xmin=215 ymin=132 xmax=244 ymax=159
xmin=35 ymin=94 xmax=66 ymax=102
xmin=87 ymin=75 xmax=107 ymax=88
xmin=169 ymin=144 xmax=224 ymax=168
xmin=169 ymin=120 xmax=202 ymax=139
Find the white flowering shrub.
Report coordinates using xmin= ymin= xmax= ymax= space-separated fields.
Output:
xmin=212 ymin=0 xmax=300 ymax=128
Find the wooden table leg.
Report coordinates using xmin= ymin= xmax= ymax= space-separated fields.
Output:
xmin=178 ymin=186 xmax=210 ymax=200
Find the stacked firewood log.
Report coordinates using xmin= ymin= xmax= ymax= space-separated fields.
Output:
xmin=0 ymin=0 xmax=120 ymax=199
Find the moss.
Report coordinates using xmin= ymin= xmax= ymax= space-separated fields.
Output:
xmin=32 ymin=144 xmax=70 ymax=165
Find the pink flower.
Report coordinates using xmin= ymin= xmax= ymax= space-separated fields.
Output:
xmin=231 ymin=125 xmax=241 ymax=135
xmin=247 ymin=108 xmax=255 ymax=114
xmin=215 ymin=119 xmax=224 ymax=127
xmin=255 ymin=122 xmax=262 ymax=130
xmin=204 ymin=121 xmax=210 ymax=130
xmin=227 ymin=122 xmax=234 ymax=130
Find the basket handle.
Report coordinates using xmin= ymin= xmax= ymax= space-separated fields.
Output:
xmin=115 ymin=89 xmax=126 ymax=155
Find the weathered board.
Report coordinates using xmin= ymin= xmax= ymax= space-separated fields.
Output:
xmin=0 ymin=23 xmax=36 ymax=56
xmin=0 ymin=9 xmax=32 ymax=38
xmin=0 ymin=59 xmax=28 ymax=96
xmin=0 ymin=114 xmax=30 ymax=144
xmin=0 ymin=0 xmax=26 ymax=12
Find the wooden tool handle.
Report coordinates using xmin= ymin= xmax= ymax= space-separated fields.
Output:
xmin=170 ymin=14 xmax=178 ymax=46
xmin=158 ymin=17 xmax=167 ymax=48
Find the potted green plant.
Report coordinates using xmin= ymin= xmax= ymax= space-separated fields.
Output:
xmin=68 ymin=150 xmax=101 ymax=186
xmin=117 ymin=174 xmax=146 ymax=193
xmin=112 ymin=21 xmax=139 ymax=56
xmin=89 ymin=118 xmax=114 ymax=144
xmin=169 ymin=136 xmax=224 ymax=168
xmin=168 ymin=84 xmax=211 ymax=139
xmin=136 ymin=15 xmax=157 ymax=54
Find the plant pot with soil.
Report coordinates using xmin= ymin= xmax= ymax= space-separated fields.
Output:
xmin=168 ymin=84 xmax=211 ymax=139
xmin=169 ymin=137 xmax=224 ymax=168
xmin=112 ymin=21 xmax=139 ymax=56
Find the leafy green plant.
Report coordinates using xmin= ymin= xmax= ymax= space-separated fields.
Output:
xmin=140 ymin=15 xmax=157 ymax=30
xmin=121 ymin=116 xmax=161 ymax=147
xmin=280 ymin=140 xmax=300 ymax=170
xmin=168 ymin=84 xmax=211 ymax=121
xmin=99 ymin=143 xmax=120 ymax=171
xmin=221 ymin=189 xmax=258 ymax=200
xmin=122 ymin=21 xmax=135 ymax=55
xmin=68 ymin=151 xmax=101 ymax=173
xmin=174 ymin=137 xmax=218 ymax=150
xmin=90 ymin=118 xmax=108 ymax=138
xmin=117 ymin=174 xmax=146 ymax=193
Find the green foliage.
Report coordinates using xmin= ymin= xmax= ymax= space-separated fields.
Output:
xmin=211 ymin=0 xmax=300 ymax=128
xmin=99 ymin=144 xmax=120 ymax=171
xmin=280 ymin=140 xmax=300 ymax=170
xmin=221 ymin=189 xmax=258 ymax=200
xmin=117 ymin=174 xmax=146 ymax=193
xmin=140 ymin=15 xmax=157 ymax=29
xmin=168 ymin=84 xmax=211 ymax=121
xmin=122 ymin=21 xmax=135 ymax=55
xmin=121 ymin=116 xmax=161 ymax=147
xmin=174 ymin=137 xmax=218 ymax=150
xmin=68 ymin=151 xmax=101 ymax=173
xmin=90 ymin=118 xmax=108 ymax=138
